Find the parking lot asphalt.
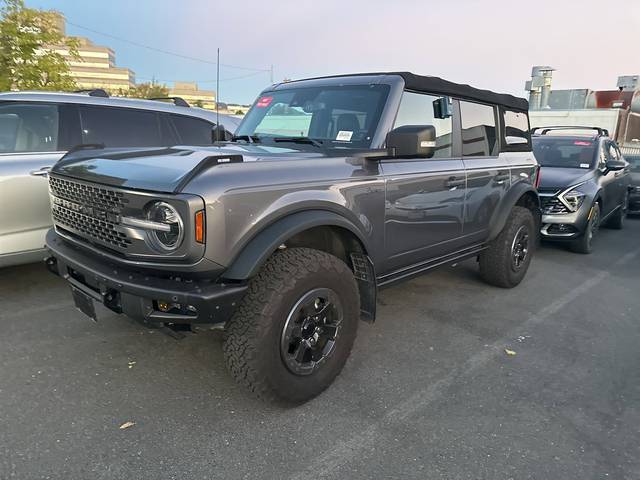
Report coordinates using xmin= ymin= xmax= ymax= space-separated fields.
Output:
xmin=1 ymin=220 xmax=639 ymax=480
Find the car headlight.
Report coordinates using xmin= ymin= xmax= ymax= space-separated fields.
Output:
xmin=146 ymin=201 xmax=184 ymax=251
xmin=559 ymin=188 xmax=586 ymax=212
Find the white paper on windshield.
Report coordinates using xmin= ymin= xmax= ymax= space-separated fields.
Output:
xmin=336 ymin=130 xmax=353 ymax=141
xmin=580 ymin=163 xmax=590 ymax=168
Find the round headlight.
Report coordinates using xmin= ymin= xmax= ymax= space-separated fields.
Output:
xmin=146 ymin=202 xmax=184 ymax=251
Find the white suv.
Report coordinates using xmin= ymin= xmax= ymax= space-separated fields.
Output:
xmin=0 ymin=89 xmax=239 ymax=267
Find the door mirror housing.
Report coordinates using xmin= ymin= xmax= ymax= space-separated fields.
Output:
xmin=605 ymin=159 xmax=626 ymax=172
xmin=386 ymin=125 xmax=436 ymax=158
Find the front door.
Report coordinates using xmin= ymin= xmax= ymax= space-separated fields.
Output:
xmin=380 ymin=91 xmax=465 ymax=274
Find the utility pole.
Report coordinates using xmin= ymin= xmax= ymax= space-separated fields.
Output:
xmin=216 ymin=47 xmax=220 ymax=131
xmin=270 ymin=64 xmax=274 ymax=84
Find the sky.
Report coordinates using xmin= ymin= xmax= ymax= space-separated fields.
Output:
xmin=28 ymin=0 xmax=640 ymax=105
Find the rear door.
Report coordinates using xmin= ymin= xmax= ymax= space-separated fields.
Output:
xmin=457 ymin=100 xmax=508 ymax=243
xmin=380 ymin=91 xmax=465 ymax=274
xmin=77 ymin=105 xmax=169 ymax=148
xmin=0 ymin=102 xmax=76 ymax=261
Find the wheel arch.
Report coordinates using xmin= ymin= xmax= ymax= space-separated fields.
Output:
xmin=222 ymin=210 xmax=378 ymax=322
xmin=488 ymin=183 xmax=540 ymax=242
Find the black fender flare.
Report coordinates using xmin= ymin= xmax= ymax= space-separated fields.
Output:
xmin=222 ymin=210 xmax=372 ymax=281
xmin=487 ymin=183 xmax=540 ymax=241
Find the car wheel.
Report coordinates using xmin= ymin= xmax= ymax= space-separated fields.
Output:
xmin=606 ymin=191 xmax=628 ymax=230
xmin=223 ymin=247 xmax=359 ymax=405
xmin=479 ymin=206 xmax=536 ymax=288
xmin=569 ymin=202 xmax=600 ymax=254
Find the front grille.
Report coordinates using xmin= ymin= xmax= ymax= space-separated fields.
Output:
xmin=49 ymin=176 xmax=128 ymax=212
xmin=540 ymin=195 xmax=569 ymax=215
xmin=49 ymin=175 xmax=132 ymax=250
xmin=52 ymin=202 xmax=131 ymax=249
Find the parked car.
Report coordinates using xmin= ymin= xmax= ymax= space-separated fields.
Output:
xmin=532 ymin=126 xmax=630 ymax=253
xmin=0 ymin=89 xmax=238 ymax=268
xmin=44 ymin=72 xmax=540 ymax=404
xmin=625 ymin=153 xmax=640 ymax=214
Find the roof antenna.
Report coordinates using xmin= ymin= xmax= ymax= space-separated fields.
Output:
xmin=216 ymin=47 xmax=220 ymax=141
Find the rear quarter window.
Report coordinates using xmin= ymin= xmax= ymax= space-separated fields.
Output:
xmin=170 ymin=114 xmax=214 ymax=145
xmin=503 ymin=109 xmax=531 ymax=150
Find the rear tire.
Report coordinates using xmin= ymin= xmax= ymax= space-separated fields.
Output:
xmin=606 ymin=192 xmax=628 ymax=230
xmin=479 ymin=206 xmax=536 ymax=288
xmin=569 ymin=202 xmax=600 ymax=254
xmin=223 ymin=247 xmax=359 ymax=405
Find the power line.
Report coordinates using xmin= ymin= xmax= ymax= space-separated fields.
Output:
xmin=137 ymin=70 xmax=267 ymax=84
xmin=66 ymin=20 xmax=271 ymax=73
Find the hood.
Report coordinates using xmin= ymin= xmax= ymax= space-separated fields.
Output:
xmin=51 ymin=144 xmax=326 ymax=192
xmin=537 ymin=166 xmax=595 ymax=191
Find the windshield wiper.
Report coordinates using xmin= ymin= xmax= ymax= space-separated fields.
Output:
xmin=272 ymin=136 xmax=325 ymax=148
xmin=231 ymin=134 xmax=261 ymax=144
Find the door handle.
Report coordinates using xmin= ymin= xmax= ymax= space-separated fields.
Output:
xmin=445 ymin=176 xmax=465 ymax=189
xmin=30 ymin=167 xmax=51 ymax=177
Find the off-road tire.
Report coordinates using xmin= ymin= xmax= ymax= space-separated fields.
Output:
xmin=223 ymin=247 xmax=359 ymax=405
xmin=606 ymin=192 xmax=628 ymax=230
xmin=569 ymin=202 xmax=600 ymax=254
xmin=479 ymin=206 xmax=535 ymax=288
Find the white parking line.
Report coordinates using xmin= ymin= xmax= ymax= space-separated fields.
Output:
xmin=289 ymin=247 xmax=640 ymax=480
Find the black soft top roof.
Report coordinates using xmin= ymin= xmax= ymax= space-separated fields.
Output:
xmin=397 ymin=72 xmax=528 ymax=112
xmin=284 ymin=71 xmax=529 ymax=112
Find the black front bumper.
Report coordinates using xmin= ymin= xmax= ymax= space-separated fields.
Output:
xmin=45 ymin=229 xmax=247 ymax=326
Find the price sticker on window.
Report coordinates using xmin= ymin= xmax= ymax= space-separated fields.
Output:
xmin=256 ymin=96 xmax=273 ymax=108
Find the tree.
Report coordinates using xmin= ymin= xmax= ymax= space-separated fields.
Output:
xmin=123 ymin=81 xmax=169 ymax=99
xmin=0 ymin=0 xmax=79 ymax=91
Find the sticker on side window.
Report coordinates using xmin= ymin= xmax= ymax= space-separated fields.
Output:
xmin=256 ymin=96 xmax=273 ymax=108
xmin=336 ymin=130 xmax=353 ymax=141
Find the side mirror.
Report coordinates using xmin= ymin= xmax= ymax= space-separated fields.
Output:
xmin=212 ymin=124 xmax=228 ymax=142
xmin=505 ymin=135 xmax=529 ymax=146
xmin=605 ymin=159 xmax=626 ymax=172
xmin=386 ymin=125 xmax=436 ymax=158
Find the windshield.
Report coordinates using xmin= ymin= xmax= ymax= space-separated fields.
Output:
xmin=532 ymin=137 xmax=597 ymax=169
xmin=235 ymin=84 xmax=390 ymax=149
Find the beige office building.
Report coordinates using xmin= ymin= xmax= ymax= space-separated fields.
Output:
xmin=169 ymin=82 xmax=216 ymax=109
xmin=51 ymin=14 xmax=136 ymax=92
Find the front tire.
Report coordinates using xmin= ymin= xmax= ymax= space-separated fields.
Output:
xmin=569 ymin=202 xmax=600 ymax=254
xmin=223 ymin=248 xmax=359 ymax=405
xmin=479 ymin=206 xmax=535 ymax=288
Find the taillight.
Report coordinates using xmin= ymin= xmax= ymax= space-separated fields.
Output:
xmin=534 ymin=166 xmax=542 ymax=189
xmin=195 ymin=210 xmax=205 ymax=244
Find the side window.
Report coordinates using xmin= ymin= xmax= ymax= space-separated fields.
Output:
xmin=598 ymin=142 xmax=608 ymax=169
xmin=0 ymin=102 xmax=59 ymax=153
xmin=459 ymin=101 xmax=497 ymax=157
xmin=170 ymin=115 xmax=214 ymax=145
xmin=503 ymin=109 xmax=530 ymax=148
xmin=394 ymin=91 xmax=453 ymax=158
xmin=78 ymin=106 xmax=163 ymax=148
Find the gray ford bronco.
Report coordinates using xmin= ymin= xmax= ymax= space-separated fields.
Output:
xmin=45 ymin=72 xmax=540 ymax=404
